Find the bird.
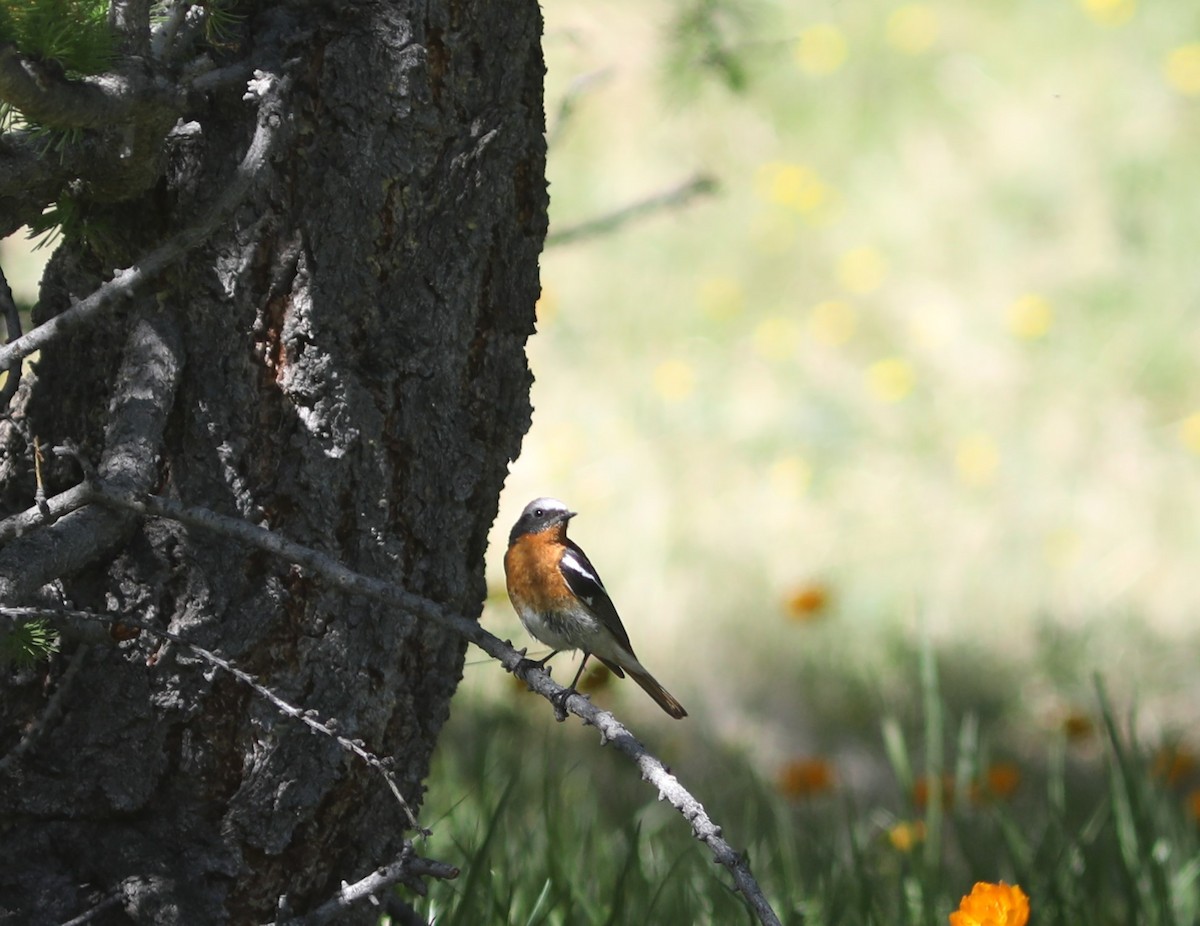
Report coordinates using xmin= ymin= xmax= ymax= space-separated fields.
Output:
xmin=503 ymin=497 xmax=687 ymax=719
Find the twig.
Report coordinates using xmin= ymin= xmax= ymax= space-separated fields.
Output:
xmin=545 ymin=173 xmax=718 ymax=247
xmin=0 ymin=70 xmax=290 ymax=376
xmin=62 ymin=477 xmax=783 ymax=925
xmin=57 ymin=890 xmax=124 ymax=926
xmin=33 ymin=436 xmax=48 ymax=517
xmin=0 ymin=606 xmax=424 ymax=832
xmin=0 ymin=482 xmax=90 ymax=545
xmin=272 ymin=843 xmax=460 ymax=926
xmin=546 ymin=68 xmax=611 ymax=147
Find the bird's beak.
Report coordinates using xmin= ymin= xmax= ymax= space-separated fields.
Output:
xmin=564 ymin=511 xmax=578 ymax=521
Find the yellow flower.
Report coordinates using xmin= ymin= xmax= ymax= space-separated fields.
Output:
xmin=698 ymin=276 xmax=744 ymax=321
xmin=753 ymin=316 xmax=802 ymax=361
xmin=794 ymin=24 xmax=848 ymax=76
xmin=949 ymin=882 xmax=1030 ymax=926
xmin=955 ymin=433 xmax=999 ymax=488
xmin=785 ymin=581 xmax=831 ymax=622
xmin=837 ymin=246 xmax=888 ymax=294
xmin=807 ymin=299 xmax=857 ymax=346
xmin=1006 ymin=294 xmax=1053 ymax=340
xmin=887 ymin=819 xmax=926 ymax=852
xmin=755 ymin=162 xmax=830 ymax=216
xmin=1179 ymin=412 xmax=1200 ymax=455
xmin=778 ymin=757 xmax=836 ymax=798
xmin=887 ymin=5 xmax=939 ymax=55
xmin=1079 ymin=0 xmax=1135 ymax=26
xmin=1165 ymin=44 xmax=1200 ymax=97
xmin=653 ymin=359 xmax=696 ymax=403
xmin=867 ymin=357 xmax=915 ymax=403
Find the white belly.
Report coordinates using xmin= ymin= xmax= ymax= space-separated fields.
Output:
xmin=516 ymin=601 xmax=604 ymax=653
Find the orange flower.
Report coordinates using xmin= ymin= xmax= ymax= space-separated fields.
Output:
xmin=913 ymin=773 xmax=956 ymax=809
xmin=777 ymin=758 xmax=836 ymax=799
xmin=976 ymin=762 xmax=1021 ymax=801
xmin=1186 ymin=788 xmax=1200 ymax=824
xmin=785 ymin=582 xmax=831 ymax=621
xmin=949 ymin=881 xmax=1030 ymax=926
xmin=1152 ymin=747 xmax=1197 ymax=787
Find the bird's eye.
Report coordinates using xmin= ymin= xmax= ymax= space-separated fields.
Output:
xmin=533 ymin=508 xmax=544 ymax=518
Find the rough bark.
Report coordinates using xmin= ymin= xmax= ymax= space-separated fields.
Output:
xmin=0 ymin=0 xmax=546 ymax=922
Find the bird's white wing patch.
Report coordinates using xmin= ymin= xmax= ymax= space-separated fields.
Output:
xmin=561 ymin=549 xmax=604 ymax=605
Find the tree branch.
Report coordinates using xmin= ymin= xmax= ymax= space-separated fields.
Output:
xmin=53 ymin=476 xmax=783 ymax=926
xmin=546 ymin=67 xmax=610 ymax=147
xmin=272 ymin=844 xmax=460 ymax=926
xmin=0 ymin=70 xmax=289 ymax=376
xmin=0 ymin=43 xmax=179 ymax=130
xmin=545 ymin=173 xmax=718 ymax=247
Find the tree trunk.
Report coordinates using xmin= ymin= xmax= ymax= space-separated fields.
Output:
xmin=0 ymin=1 xmax=546 ymax=921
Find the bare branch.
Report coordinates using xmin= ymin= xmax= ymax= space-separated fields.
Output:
xmin=65 ymin=478 xmax=783 ymax=925
xmin=545 ymin=173 xmax=718 ymax=247
xmin=272 ymin=844 xmax=460 ymax=926
xmin=546 ymin=68 xmax=611 ymax=147
xmin=56 ymin=890 xmax=124 ymax=926
xmin=0 ymin=479 xmax=91 ymax=545
xmin=0 ymin=605 xmax=424 ymax=831
xmin=0 ymin=43 xmax=179 ymax=130
xmin=0 ymin=70 xmax=290 ymax=376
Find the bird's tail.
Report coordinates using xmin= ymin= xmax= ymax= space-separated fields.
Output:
xmin=625 ymin=666 xmax=688 ymax=719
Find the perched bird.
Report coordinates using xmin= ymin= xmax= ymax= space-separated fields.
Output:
xmin=503 ymin=497 xmax=687 ymax=719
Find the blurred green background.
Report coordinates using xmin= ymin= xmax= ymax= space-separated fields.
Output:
xmin=466 ymin=0 xmax=1200 ymax=743
xmin=449 ymin=0 xmax=1200 ymax=918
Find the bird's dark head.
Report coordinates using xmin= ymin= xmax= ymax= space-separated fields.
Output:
xmin=509 ymin=497 xmax=576 ymax=545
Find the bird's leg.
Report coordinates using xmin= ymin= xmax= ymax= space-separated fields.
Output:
xmin=516 ymin=649 xmax=559 ymax=676
xmin=551 ymin=653 xmax=592 ymax=713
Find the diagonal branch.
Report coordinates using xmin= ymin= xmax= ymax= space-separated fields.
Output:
xmin=272 ymin=844 xmax=460 ymax=926
xmin=0 ymin=70 xmax=289 ymax=376
xmin=57 ymin=476 xmax=783 ymax=926
xmin=545 ymin=173 xmax=718 ymax=247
